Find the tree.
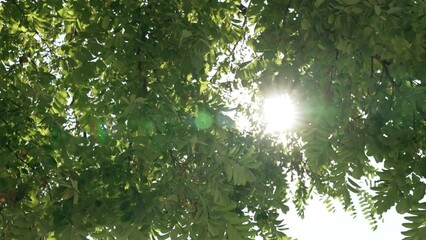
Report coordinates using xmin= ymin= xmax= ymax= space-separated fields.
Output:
xmin=0 ymin=0 xmax=425 ymax=239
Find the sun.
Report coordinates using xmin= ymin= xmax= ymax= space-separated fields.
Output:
xmin=263 ymin=94 xmax=297 ymax=133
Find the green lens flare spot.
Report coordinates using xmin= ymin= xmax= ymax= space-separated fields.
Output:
xmin=140 ymin=118 xmax=155 ymax=135
xmin=96 ymin=122 xmax=108 ymax=143
xmin=195 ymin=111 xmax=213 ymax=130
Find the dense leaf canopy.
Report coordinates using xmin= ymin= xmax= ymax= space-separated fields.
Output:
xmin=0 ymin=0 xmax=425 ymax=239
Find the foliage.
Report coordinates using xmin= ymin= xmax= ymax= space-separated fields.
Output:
xmin=0 ymin=0 xmax=425 ymax=239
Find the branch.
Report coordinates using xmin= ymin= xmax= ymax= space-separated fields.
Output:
xmin=373 ymin=55 xmax=397 ymax=90
xmin=1 ymin=120 xmax=9 ymax=127
xmin=3 ymin=143 xmax=36 ymax=171
xmin=382 ymin=63 xmax=397 ymax=91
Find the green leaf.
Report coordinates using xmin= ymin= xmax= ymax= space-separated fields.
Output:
xmin=101 ymin=16 xmax=110 ymax=30
xmin=224 ymin=213 xmax=243 ymax=225
xmin=301 ymin=19 xmax=311 ymax=30
xmin=181 ymin=29 xmax=192 ymax=38
xmin=396 ymin=199 xmax=410 ymax=214
xmin=314 ymin=0 xmax=325 ymax=8
xmin=227 ymin=224 xmax=243 ymax=240
xmin=412 ymin=184 xmax=425 ymax=202
xmin=374 ymin=5 xmax=381 ymax=16
xmin=199 ymin=80 xmax=209 ymax=94
xmin=341 ymin=0 xmax=360 ymax=5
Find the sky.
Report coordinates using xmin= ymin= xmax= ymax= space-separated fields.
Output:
xmin=284 ymin=195 xmax=406 ymax=240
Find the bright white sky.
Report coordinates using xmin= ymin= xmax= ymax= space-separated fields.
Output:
xmin=284 ymin=195 xmax=406 ymax=240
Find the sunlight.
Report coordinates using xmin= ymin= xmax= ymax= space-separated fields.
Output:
xmin=263 ymin=94 xmax=297 ymax=133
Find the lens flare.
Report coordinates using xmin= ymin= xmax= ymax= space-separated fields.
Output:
xmin=195 ymin=110 xmax=214 ymax=130
xmin=263 ymin=94 xmax=297 ymax=133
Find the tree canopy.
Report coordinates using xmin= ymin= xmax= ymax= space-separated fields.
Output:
xmin=0 ymin=0 xmax=425 ymax=239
